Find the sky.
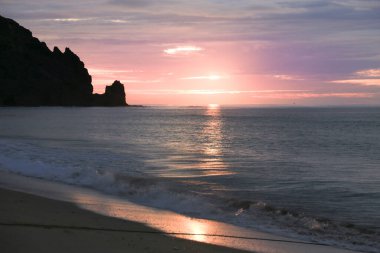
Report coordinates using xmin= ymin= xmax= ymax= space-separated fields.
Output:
xmin=1 ymin=0 xmax=380 ymax=106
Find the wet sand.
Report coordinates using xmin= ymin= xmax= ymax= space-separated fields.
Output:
xmin=0 ymin=187 xmax=250 ymax=253
xmin=0 ymin=171 xmax=360 ymax=253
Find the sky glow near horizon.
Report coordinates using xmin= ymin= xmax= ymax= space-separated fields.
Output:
xmin=1 ymin=0 xmax=380 ymax=105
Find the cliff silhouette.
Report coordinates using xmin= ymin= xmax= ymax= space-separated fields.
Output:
xmin=0 ymin=15 xmax=127 ymax=106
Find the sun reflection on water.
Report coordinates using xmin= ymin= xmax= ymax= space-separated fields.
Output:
xmin=145 ymin=104 xmax=233 ymax=178
xmin=199 ymin=105 xmax=233 ymax=176
xmin=204 ymin=105 xmax=222 ymax=156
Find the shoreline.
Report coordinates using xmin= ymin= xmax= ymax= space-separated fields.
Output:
xmin=0 ymin=171 xmax=360 ymax=253
xmin=0 ymin=187 xmax=251 ymax=253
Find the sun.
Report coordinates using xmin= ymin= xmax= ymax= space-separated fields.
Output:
xmin=207 ymin=75 xmax=221 ymax=81
xmin=208 ymin=103 xmax=219 ymax=109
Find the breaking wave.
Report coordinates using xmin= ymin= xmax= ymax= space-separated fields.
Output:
xmin=0 ymin=139 xmax=378 ymax=253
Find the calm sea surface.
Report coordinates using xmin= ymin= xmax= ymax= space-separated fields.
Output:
xmin=0 ymin=107 xmax=379 ymax=252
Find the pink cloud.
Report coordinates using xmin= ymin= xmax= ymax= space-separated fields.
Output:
xmin=163 ymin=46 xmax=203 ymax=55
xmin=272 ymin=74 xmax=304 ymax=81
xmin=331 ymin=79 xmax=380 ymax=86
xmin=252 ymin=92 xmax=375 ymax=99
xmin=180 ymin=74 xmax=226 ymax=81
xmin=355 ymin=68 xmax=380 ymax=77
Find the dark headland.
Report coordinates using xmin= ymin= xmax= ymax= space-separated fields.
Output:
xmin=0 ymin=15 xmax=128 ymax=106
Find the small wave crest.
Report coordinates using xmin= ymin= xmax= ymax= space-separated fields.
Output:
xmin=229 ymin=200 xmax=380 ymax=252
xmin=0 ymin=139 xmax=379 ymax=252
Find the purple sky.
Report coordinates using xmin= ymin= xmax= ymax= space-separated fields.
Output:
xmin=2 ymin=0 xmax=380 ymax=105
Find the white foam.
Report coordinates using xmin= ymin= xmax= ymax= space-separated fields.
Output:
xmin=0 ymin=138 xmax=378 ymax=253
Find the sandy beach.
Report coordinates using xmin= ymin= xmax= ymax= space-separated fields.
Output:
xmin=0 ymin=187 xmax=250 ymax=253
xmin=1 ymin=2 xmax=380 ymax=252
xmin=0 ymin=171 xmax=361 ymax=253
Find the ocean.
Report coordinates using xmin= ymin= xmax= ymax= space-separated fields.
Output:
xmin=0 ymin=106 xmax=379 ymax=252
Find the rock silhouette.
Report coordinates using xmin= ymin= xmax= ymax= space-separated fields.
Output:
xmin=0 ymin=15 xmax=128 ymax=106
xmin=93 ymin=80 xmax=127 ymax=106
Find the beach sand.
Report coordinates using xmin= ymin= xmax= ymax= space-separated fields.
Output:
xmin=0 ymin=187 xmax=250 ymax=253
xmin=0 ymin=172 xmax=361 ymax=253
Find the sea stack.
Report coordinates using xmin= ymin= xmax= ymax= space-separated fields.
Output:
xmin=92 ymin=80 xmax=128 ymax=106
xmin=0 ymin=15 xmax=128 ymax=106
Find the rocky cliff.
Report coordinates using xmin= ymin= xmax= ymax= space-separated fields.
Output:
xmin=93 ymin=80 xmax=127 ymax=106
xmin=0 ymin=15 xmax=128 ymax=106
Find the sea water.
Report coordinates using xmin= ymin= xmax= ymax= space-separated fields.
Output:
xmin=0 ymin=107 xmax=379 ymax=252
